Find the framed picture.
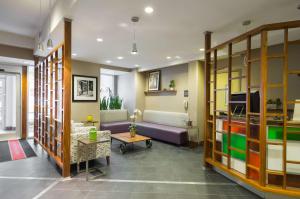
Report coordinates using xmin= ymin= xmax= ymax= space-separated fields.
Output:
xmin=148 ymin=71 xmax=161 ymax=91
xmin=72 ymin=75 xmax=98 ymax=102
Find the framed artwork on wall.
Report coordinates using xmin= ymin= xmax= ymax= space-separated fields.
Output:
xmin=72 ymin=75 xmax=98 ymax=102
xmin=148 ymin=70 xmax=161 ymax=91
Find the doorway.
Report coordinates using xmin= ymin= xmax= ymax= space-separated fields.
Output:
xmin=0 ymin=72 xmax=21 ymax=141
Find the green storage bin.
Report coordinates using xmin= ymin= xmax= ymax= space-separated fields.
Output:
xmin=268 ymin=126 xmax=300 ymax=141
xmin=223 ymin=133 xmax=246 ymax=161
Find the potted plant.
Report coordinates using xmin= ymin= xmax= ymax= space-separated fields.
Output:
xmin=129 ymin=123 xmax=137 ymax=138
xmin=169 ymin=80 xmax=175 ymax=90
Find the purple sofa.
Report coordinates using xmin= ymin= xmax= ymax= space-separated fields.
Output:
xmin=100 ymin=110 xmax=130 ymax=134
xmin=100 ymin=121 xmax=131 ymax=134
xmin=136 ymin=122 xmax=187 ymax=145
xmin=136 ymin=110 xmax=189 ymax=146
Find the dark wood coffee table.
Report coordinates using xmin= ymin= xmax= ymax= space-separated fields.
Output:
xmin=111 ymin=132 xmax=152 ymax=154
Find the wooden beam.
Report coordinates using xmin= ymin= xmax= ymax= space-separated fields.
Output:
xmin=259 ymin=30 xmax=268 ymax=186
xmin=204 ymin=31 xmax=212 ymax=167
xmin=62 ymin=18 xmax=72 ymax=177
xmin=21 ymin=66 xmax=28 ymax=139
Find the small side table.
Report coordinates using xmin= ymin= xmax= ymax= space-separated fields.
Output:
xmin=77 ymin=137 xmax=110 ymax=181
xmin=81 ymin=120 xmax=99 ymax=126
xmin=186 ymin=126 xmax=199 ymax=147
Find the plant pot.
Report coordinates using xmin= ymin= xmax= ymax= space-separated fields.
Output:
xmin=130 ymin=130 xmax=136 ymax=138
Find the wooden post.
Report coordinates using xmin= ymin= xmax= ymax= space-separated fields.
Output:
xmin=204 ymin=31 xmax=212 ymax=167
xmin=282 ymin=28 xmax=289 ymax=189
xmin=259 ymin=30 xmax=268 ymax=186
xmin=62 ymin=18 xmax=72 ymax=177
xmin=227 ymin=43 xmax=232 ymax=169
xmin=21 ymin=66 xmax=28 ymax=139
xmin=34 ymin=57 xmax=39 ymax=143
xmin=245 ymin=36 xmax=252 ymax=179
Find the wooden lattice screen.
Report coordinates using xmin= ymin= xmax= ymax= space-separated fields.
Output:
xmin=204 ymin=20 xmax=300 ymax=197
xmin=34 ymin=19 xmax=71 ymax=177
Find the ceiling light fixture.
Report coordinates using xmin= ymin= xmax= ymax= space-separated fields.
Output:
xmin=145 ymin=6 xmax=154 ymax=14
xmin=166 ymin=56 xmax=171 ymax=60
xmin=131 ymin=16 xmax=139 ymax=55
xmin=199 ymin=48 xmax=204 ymax=52
xmin=47 ymin=0 xmax=53 ymax=50
xmin=96 ymin=38 xmax=103 ymax=42
xmin=72 ymin=53 xmax=77 ymax=56
xmin=117 ymin=56 xmax=124 ymax=60
xmin=175 ymin=56 xmax=181 ymax=59
xmin=119 ymin=23 xmax=128 ymax=28
xmin=134 ymin=64 xmax=140 ymax=67
xmin=106 ymin=60 xmax=112 ymax=64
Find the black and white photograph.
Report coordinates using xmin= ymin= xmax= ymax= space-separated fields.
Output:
xmin=72 ymin=75 xmax=98 ymax=102
xmin=148 ymin=71 xmax=161 ymax=91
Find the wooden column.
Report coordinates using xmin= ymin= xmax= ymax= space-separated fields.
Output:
xmin=34 ymin=57 xmax=39 ymax=143
xmin=259 ymin=30 xmax=268 ymax=186
xmin=21 ymin=65 xmax=28 ymax=139
xmin=204 ymin=31 xmax=212 ymax=167
xmin=62 ymin=18 xmax=72 ymax=177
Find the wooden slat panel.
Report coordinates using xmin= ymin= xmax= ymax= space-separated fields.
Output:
xmin=62 ymin=18 xmax=72 ymax=177
xmin=21 ymin=66 xmax=28 ymax=139
xmin=212 ymin=49 xmax=217 ymax=161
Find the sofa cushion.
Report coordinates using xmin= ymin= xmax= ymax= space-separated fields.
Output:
xmin=136 ymin=122 xmax=187 ymax=145
xmin=143 ymin=110 xmax=188 ymax=127
xmin=100 ymin=110 xmax=128 ymax=123
xmin=100 ymin=121 xmax=131 ymax=134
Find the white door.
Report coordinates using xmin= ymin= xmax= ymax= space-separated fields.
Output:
xmin=0 ymin=73 xmax=21 ymax=140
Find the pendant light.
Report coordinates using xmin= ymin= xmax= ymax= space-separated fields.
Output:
xmin=47 ymin=0 xmax=53 ymax=50
xmin=131 ymin=16 xmax=139 ymax=55
xmin=37 ymin=0 xmax=44 ymax=52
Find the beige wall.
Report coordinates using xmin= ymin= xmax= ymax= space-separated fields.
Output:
xmin=144 ymin=64 xmax=189 ymax=112
xmin=0 ymin=44 xmax=33 ymax=60
xmin=71 ymin=60 xmax=101 ymax=124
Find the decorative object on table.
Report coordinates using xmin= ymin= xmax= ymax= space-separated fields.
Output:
xmin=89 ymin=128 xmax=97 ymax=141
xmin=148 ymin=70 xmax=161 ymax=91
xmin=169 ymin=80 xmax=175 ymax=90
xmin=72 ymin=75 xmax=98 ymax=102
xmin=87 ymin=115 xmax=93 ymax=122
xmin=129 ymin=109 xmax=142 ymax=137
xmin=129 ymin=123 xmax=137 ymax=137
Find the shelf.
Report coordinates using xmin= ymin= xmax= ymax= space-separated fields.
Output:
xmin=144 ymin=90 xmax=177 ymax=96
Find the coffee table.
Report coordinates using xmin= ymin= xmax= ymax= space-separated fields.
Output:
xmin=111 ymin=132 xmax=152 ymax=154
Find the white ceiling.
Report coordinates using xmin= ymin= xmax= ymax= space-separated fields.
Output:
xmin=0 ymin=0 xmax=299 ymax=70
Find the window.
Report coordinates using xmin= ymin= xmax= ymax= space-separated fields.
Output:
xmin=27 ymin=66 xmax=34 ymax=138
xmin=100 ymin=74 xmax=115 ymax=98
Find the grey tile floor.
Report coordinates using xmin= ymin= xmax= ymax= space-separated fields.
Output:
xmin=0 ymin=139 xmax=262 ymax=199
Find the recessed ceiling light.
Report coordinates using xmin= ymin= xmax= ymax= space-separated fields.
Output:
xmin=166 ymin=56 xmax=171 ymax=60
xmin=199 ymin=48 xmax=204 ymax=52
xmin=96 ymin=38 xmax=103 ymax=42
xmin=72 ymin=53 xmax=77 ymax=56
xmin=106 ymin=60 xmax=112 ymax=64
xmin=135 ymin=64 xmax=139 ymax=67
xmin=144 ymin=6 xmax=154 ymax=14
xmin=119 ymin=23 xmax=128 ymax=27
xmin=175 ymin=56 xmax=181 ymax=59
xmin=117 ymin=56 xmax=124 ymax=60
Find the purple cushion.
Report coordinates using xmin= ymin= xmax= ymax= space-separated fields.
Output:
xmin=136 ymin=122 xmax=187 ymax=145
xmin=100 ymin=121 xmax=131 ymax=134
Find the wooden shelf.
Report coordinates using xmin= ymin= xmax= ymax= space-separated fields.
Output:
xmin=144 ymin=90 xmax=177 ymax=96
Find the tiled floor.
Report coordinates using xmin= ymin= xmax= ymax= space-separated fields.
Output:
xmin=0 ymin=139 xmax=262 ymax=199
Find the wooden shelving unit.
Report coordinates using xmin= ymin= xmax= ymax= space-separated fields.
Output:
xmin=204 ymin=20 xmax=300 ymax=197
xmin=144 ymin=90 xmax=177 ymax=96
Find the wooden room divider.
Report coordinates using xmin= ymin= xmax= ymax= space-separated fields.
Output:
xmin=34 ymin=18 xmax=72 ymax=177
xmin=204 ymin=20 xmax=300 ymax=197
